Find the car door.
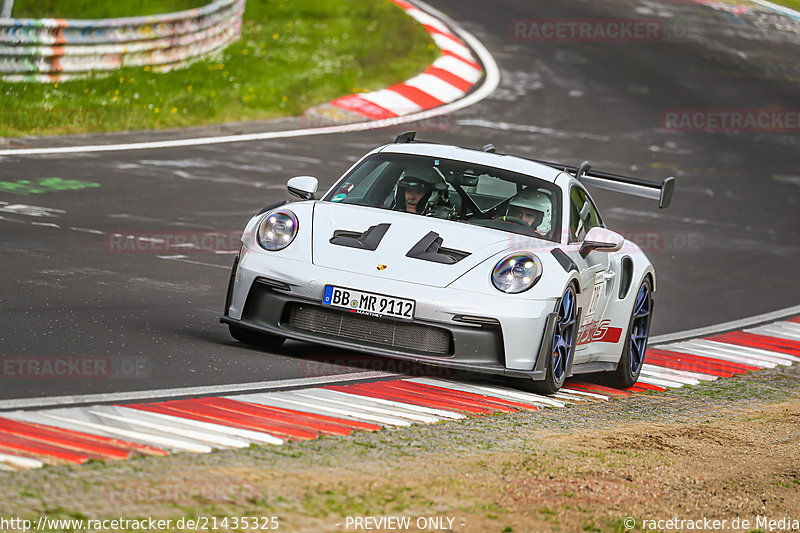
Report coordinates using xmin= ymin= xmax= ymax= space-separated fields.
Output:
xmin=564 ymin=186 xmax=615 ymax=360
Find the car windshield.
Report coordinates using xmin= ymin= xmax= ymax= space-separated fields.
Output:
xmin=322 ymin=153 xmax=562 ymax=242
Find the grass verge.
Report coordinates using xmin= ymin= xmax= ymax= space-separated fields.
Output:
xmin=0 ymin=0 xmax=439 ymax=137
xmin=766 ymin=0 xmax=800 ymax=12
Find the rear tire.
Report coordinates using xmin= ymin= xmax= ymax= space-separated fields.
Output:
xmin=229 ymin=324 xmax=286 ymax=350
xmin=606 ymin=278 xmax=652 ymax=388
xmin=513 ymin=284 xmax=578 ymax=395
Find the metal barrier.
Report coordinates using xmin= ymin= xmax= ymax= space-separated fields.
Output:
xmin=0 ymin=0 xmax=245 ymax=82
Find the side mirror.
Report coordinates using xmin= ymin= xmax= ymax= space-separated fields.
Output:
xmin=287 ymin=176 xmax=318 ymax=200
xmin=579 ymin=227 xmax=624 ymax=258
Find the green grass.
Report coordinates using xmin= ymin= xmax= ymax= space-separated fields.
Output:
xmin=767 ymin=0 xmax=800 ymax=12
xmin=0 ymin=0 xmax=439 ymax=137
xmin=12 ymin=0 xmax=206 ymax=18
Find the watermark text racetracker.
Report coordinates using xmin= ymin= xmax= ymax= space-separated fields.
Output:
xmin=510 ymin=18 xmax=701 ymax=42
xmin=302 ymin=356 xmax=457 ymax=379
xmin=0 ymin=515 xmax=279 ymax=532
xmin=662 ymin=108 xmax=800 ymax=132
xmin=1 ymin=356 xmax=151 ymax=380
xmin=501 ymin=229 xmax=704 ymax=254
xmin=624 ymin=515 xmax=800 ymax=531
xmin=105 ymin=231 xmax=241 ymax=255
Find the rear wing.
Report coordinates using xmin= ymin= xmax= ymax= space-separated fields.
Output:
xmin=391 ymin=132 xmax=675 ymax=209
xmin=528 ymin=158 xmax=675 ymax=209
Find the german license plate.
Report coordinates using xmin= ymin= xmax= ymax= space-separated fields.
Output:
xmin=322 ymin=285 xmax=415 ymax=320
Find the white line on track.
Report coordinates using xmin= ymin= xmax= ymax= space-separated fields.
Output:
xmin=157 ymin=255 xmax=231 ymax=269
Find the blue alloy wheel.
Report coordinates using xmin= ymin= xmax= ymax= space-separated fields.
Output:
xmin=607 ymin=278 xmax=653 ymax=388
xmin=628 ymin=283 xmax=651 ymax=375
xmin=510 ymin=284 xmax=578 ymax=395
xmin=552 ymin=286 xmax=577 ymax=384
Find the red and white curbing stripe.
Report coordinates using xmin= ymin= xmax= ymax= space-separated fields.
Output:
xmin=325 ymin=0 xmax=484 ymax=121
xmin=1 ymin=317 xmax=799 ymax=470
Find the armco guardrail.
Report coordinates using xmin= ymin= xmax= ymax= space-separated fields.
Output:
xmin=0 ymin=0 xmax=244 ymax=82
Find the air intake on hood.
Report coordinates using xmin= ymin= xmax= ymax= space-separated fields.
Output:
xmin=329 ymin=223 xmax=390 ymax=251
xmin=406 ymin=231 xmax=470 ymax=265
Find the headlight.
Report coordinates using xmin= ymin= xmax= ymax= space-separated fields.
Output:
xmin=491 ymin=254 xmax=542 ymax=294
xmin=257 ymin=209 xmax=298 ymax=251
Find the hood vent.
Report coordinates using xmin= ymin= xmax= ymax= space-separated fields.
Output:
xmin=406 ymin=231 xmax=470 ymax=265
xmin=329 ymin=223 xmax=391 ymax=251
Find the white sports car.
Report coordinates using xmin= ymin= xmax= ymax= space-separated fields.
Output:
xmin=221 ymin=132 xmax=675 ymax=393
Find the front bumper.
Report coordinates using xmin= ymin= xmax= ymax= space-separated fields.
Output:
xmin=222 ymin=248 xmax=559 ymax=378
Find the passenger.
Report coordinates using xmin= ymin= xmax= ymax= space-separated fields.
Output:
xmin=507 ymin=188 xmax=553 ymax=236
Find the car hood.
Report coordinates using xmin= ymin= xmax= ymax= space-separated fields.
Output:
xmin=311 ymin=202 xmax=544 ymax=288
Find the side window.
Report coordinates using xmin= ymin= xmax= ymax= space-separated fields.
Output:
xmin=348 ymin=161 xmax=390 ymax=197
xmin=569 ymin=187 xmax=603 ymax=241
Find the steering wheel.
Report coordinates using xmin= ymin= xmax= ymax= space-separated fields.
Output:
xmin=497 ymin=215 xmax=530 ymax=227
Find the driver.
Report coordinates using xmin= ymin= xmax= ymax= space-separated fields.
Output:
xmin=507 ymin=188 xmax=552 ymax=235
xmin=394 ymin=175 xmax=434 ymax=214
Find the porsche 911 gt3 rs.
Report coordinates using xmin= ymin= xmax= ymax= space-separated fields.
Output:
xmin=221 ymin=132 xmax=675 ymax=393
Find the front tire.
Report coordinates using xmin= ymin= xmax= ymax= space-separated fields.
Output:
xmin=229 ymin=324 xmax=286 ymax=350
xmin=607 ymin=278 xmax=652 ymax=388
xmin=515 ymin=284 xmax=578 ymax=395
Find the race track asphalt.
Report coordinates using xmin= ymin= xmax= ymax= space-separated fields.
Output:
xmin=1 ymin=0 xmax=798 ymax=400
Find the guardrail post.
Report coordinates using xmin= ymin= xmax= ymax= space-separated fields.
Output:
xmin=0 ymin=0 xmax=14 ymax=18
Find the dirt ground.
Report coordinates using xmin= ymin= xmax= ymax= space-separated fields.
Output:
xmin=1 ymin=365 xmax=800 ymax=532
